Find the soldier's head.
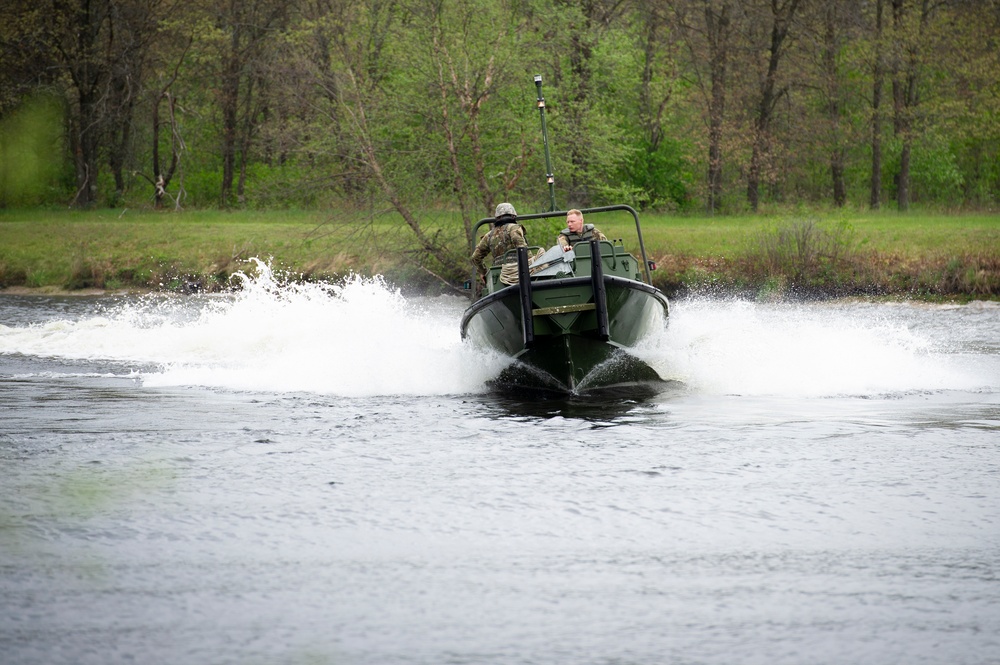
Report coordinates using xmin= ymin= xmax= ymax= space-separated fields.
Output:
xmin=494 ymin=202 xmax=517 ymax=225
xmin=566 ymin=209 xmax=584 ymax=233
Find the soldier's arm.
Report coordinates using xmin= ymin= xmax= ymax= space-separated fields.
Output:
xmin=471 ymin=236 xmax=490 ymax=276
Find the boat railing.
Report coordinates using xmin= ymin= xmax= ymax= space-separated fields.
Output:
xmin=571 ymin=239 xmax=618 ymax=271
xmin=484 ymin=245 xmax=547 ymax=292
xmin=469 ymin=204 xmax=654 ymax=294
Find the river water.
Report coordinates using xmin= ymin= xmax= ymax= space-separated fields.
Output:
xmin=2 ymin=269 xmax=999 ymax=665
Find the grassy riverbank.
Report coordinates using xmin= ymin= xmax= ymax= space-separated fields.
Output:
xmin=1 ymin=207 xmax=998 ymax=299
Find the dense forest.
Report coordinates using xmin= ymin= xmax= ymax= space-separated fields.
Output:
xmin=1 ymin=1 xmax=998 ymax=236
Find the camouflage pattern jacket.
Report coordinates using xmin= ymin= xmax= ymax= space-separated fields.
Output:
xmin=471 ymin=222 xmax=528 ymax=278
xmin=557 ymin=224 xmax=607 ymax=250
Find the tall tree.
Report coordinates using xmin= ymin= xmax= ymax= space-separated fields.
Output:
xmin=0 ymin=1 xmax=59 ymax=115
xmin=147 ymin=35 xmax=191 ymax=208
xmin=212 ymin=0 xmax=290 ymax=207
xmin=744 ymin=0 xmax=804 ymax=212
xmin=422 ymin=0 xmax=534 ymax=250
xmin=944 ymin=0 xmax=1000 ymax=205
xmin=106 ymin=0 xmax=161 ymax=204
xmin=623 ymin=0 xmax=688 ymax=209
xmin=870 ymin=0 xmax=885 ymax=208
xmin=300 ymin=0 xmax=468 ymax=279
xmin=48 ymin=0 xmax=115 ymax=207
xmin=672 ymin=0 xmax=734 ymax=213
xmin=704 ymin=0 xmax=732 ymax=213
xmin=820 ymin=0 xmax=850 ymax=206
xmin=889 ymin=0 xmax=935 ymax=211
xmin=551 ymin=0 xmax=635 ymax=206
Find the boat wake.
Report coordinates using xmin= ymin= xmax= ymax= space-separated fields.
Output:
xmin=633 ymin=297 xmax=998 ymax=398
xmin=0 ymin=263 xmax=509 ymax=397
xmin=1 ymin=268 xmax=996 ymax=399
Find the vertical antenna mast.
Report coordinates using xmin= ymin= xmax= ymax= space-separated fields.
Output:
xmin=534 ymin=75 xmax=556 ymax=212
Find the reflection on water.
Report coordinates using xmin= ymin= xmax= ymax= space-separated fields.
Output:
xmin=1 ymin=279 xmax=999 ymax=665
xmin=483 ymin=379 xmax=687 ymax=420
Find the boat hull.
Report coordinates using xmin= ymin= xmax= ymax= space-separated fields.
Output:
xmin=461 ymin=275 xmax=668 ymax=392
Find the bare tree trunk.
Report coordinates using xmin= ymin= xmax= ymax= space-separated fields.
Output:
xmin=747 ymin=0 xmax=802 ymax=213
xmin=705 ymin=0 xmax=731 ymax=215
xmin=824 ymin=1 xmax=846 ymax=207
xmin=896 ymin=134 xmax=911 ymax=210
xmin=429 ymin=24 xmax=501 ymax=250
xmin=870 ymin=0 xmax=884 ymax=209
xmin=567 ymin=29 xmax=595 ymax=206
xmin=105 ymin=0 xmax=156 ymax=206
xmin=891 ymin=0 xmax=908 ymax=211
xmin=561 ymin=0 xmax=631 ymax=206
xmin=150 ymin=40 xmax=188 ymax=208
xmin=108 ymin=99 xmax=133 ymax=203
xmin=216 ymin=0 xmax=289 ymax=207
xmin=639 ymin=10 xmax=659 ymax=152
xmin=220 ymin=20 xmax=240 ymax=207
xmin=60 ymin=0 xmax=112 ymax=208
xmin=341 ymin=67 xmax=464 ymax=281
xmin=891 ymin=0 xmax=930 ymax=212
xmin=74 ymin=93 xmax=102 ymax=207
xmin=151 ymin=91 xmax=181 ymax=208
xmin=237 ymin=77 xmax=263 ymax=204
xmin=152 ymin=93 xmax=165 ymax=208
xmin=432 ymin=40 xmax=474 ymax=249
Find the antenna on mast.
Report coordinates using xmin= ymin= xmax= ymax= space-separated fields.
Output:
xmin=534 ymin=75 xmax=556 ymax=212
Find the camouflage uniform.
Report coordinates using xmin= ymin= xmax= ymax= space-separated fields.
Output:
xmin=557 ymin=223 xmax=607 ymax=250
xmin=471 ymin=222 xmax=528 ymax=280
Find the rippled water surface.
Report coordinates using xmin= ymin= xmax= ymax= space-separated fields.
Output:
xmin=2 ymin=273 xmax=999 ymax=665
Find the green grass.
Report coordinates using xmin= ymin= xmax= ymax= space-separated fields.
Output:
xmin=0 ymin=208 xmax=401 ymax=290
xmin=1 ymin=206 xmax=998 ymax=297
xmin=608 ymin=210 xmax=1000 ymax=258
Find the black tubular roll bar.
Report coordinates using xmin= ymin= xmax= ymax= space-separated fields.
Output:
xmin=589 ymin=239 xmax=610 ymax=341
xmin=513 ymin=241 xmax=607 ymax=348
xmin=468 ymin=204 xmax=655 ymax=290
xmin=516 ymin=247 xmax=535 ymax=348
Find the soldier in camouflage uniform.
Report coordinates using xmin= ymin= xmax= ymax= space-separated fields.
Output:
xmin=557 ymin=208 xmax=607 ymax=251
xmin=471 ymin=202 xmax=528 ymax=283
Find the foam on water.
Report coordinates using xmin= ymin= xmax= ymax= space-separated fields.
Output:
xmin=0 ymin=263 xmax=509 ymax=396
xmin=637 ymin=298 xmax=996 ymax=397
xmin=1 ymin=267 xmax=996 ymax=398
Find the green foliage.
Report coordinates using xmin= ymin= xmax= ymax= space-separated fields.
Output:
xmin=744 ymin=218 xmax=861 ymax=288
xmin=0 ymin=94 xmax=68 ymax=206
xmin=179 ymin=169 xmax=223 ymax=208
xmin=615 ymin=136 xmax=693 ymax=210
xmin=881 ymin=132 xmax=966 ymax=204
xmin=954 ymin=137 xmax=1000 ymax=205
xmin=1 ymin=0 xmax=999 ymax=214
xmin=241 ymin=162 xmax=326 ymax=209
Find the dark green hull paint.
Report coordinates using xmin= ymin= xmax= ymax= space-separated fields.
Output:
xmin=461 ymin=275 xmax=669 ymax=393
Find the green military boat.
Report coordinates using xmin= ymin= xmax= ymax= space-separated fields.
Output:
xmin=460 ymin=205 xmax=670 ymax=393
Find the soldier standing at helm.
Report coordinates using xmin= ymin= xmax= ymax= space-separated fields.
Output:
xmin=557 ymin=208 xmax=607 ymax=251
xmin=471 ymin=202 xmax=528 ymax=284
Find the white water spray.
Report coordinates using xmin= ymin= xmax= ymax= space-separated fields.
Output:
xmin=1 ymin=270 xmax=996 ymax=398
xmin=637 ymin=298 xmax=996 ymax=397
xmin=0 ymin=263 xmax=509 ymax=396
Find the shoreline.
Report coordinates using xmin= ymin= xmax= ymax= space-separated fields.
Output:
xmin=0 ymin=285 xmax=152 ymax=297
xmin=2 ymin=283 xmax=996 ymax=304
xmin=2 ymin=208 xmax=997 ymax=299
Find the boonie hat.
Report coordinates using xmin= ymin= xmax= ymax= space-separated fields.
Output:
xmin=495 ymin=202 xmax=517 ymax=218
